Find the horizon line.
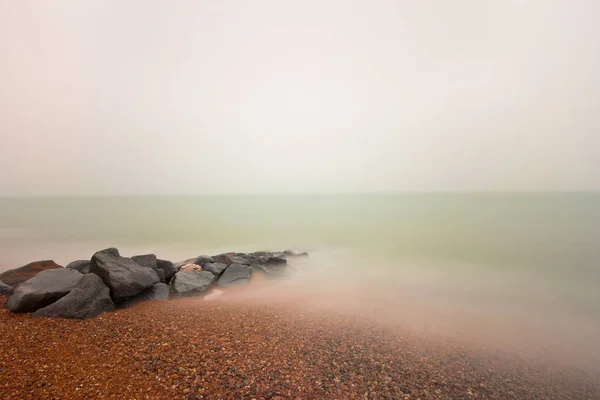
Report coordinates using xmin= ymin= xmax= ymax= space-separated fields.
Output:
xmin=1 ymin=190 xmax=600 ymax=199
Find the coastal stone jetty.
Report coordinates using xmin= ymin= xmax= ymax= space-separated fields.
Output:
xmin=0 ymin=248 xmax=307 ymax=320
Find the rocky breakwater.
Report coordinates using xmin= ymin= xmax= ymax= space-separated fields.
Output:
xmin=0 ymin=248 xmax=306 ymax=320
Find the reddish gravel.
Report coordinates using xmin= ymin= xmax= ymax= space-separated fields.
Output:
xmin=0 ymin=295 xmax=598 ymax=400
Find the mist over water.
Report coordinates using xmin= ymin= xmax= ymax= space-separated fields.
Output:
xmin=1 ymin=193 xmax=600 ymax=370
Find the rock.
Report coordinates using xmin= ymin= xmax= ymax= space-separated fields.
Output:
xmin=193 ymin=255 xmax=215 ymax=267
xmin=246 ymin=251 xmax=288 ymax=266
xmin=283 ymin=249 xmax=309 ymax=257
xmin=66 ymin=260 xmax=91 ymax=274
xmin=156 ymin=259 xmax=177 ymax=281
xmin=154 ymin=268 xmax=166 ymax=283
xmin=31 ymin=274 xmax=114 ymax=319
xmin=0 ymin=260 xmax=63 ymax=288
xmin=5 ymin=268 xmax=83 ymax=313
xmin=213 ymin=253 xmax=250 ymax=266
xmin=203 ymin=263 xmax=228 ymax=277
xmin=171 ymin=271 xmax=216 ymax=297
xmin=180 ymin=264 xmax=202 ymax=272
xmin=132 ymin=254 xmax=165 ymax=283
xmin=0 ymin=280 xmax=14 ymax=295
xmin=90 ymin=248 xmax=160 ymax=303
xmin=131 ymin=254 xmax=157 ymax=269
xmin=119 ymin=283 xmax=170 ymax=308
xmin=218 ymin=264 xmax=253 ymax=287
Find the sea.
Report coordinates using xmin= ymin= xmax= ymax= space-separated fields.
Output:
xmin=1 ymin=193 xmax=599 ymax=368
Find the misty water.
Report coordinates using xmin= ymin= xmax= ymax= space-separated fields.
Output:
xmin=1 ymin=193 xmax=600 ymax=369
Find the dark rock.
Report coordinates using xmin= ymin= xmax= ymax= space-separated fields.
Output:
xmin=213 ymin=253 xmax=250 ymax=266
xmin=0 ymin=280 xmax=14 ymax=295
xmin=31 ymin=274 xmax=114 ymax=319
xmin=171 ymin=271 xmax=217 ymax=297
xmin=131 ymin=254 xmax=157 ymax=269
xmin=5 ymin=268 xmax=83 ymax=313
xmin=132 ymin=254 xmax=165 ymax=283
xmin=203 ymin=263 xmax=228 ymax=277
xmin=66 ymin=260 xmax=91 ymax=274
xmin=193 ymin=255 xmax=215 ymax=267
xmin=218 ymin=264 xmax=253 ymax=287
xmin=246 ymin=252 xmax=288 ymax=266
xmin=90 ymin=248 xmax=160 ymax=303
xmin=0 ymin=260 xmax=63 ymax=288
xmin=119 ymin=283 xmax=170 ymax=308
xmin=156 ymin=259 xmax=177 ymax=281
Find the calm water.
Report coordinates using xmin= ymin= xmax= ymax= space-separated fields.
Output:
xmin=1 ymin=193 xmax=600 ymax=365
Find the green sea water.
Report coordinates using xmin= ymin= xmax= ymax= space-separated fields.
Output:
xmin=1 ymin=193 xmax=599 ymax=365
xmin=1 ymin=193 xmax=599 ymax=273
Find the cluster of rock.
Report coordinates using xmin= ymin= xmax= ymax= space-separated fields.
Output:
xmin=0 ymin=249 xmax=306 ymax=320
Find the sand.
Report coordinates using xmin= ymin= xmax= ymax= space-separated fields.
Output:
xmin=0 ymin=295 xmax=599 ymax=399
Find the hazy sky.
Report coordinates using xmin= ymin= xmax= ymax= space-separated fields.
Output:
xmin=1 ymin=1 xmax=599 ymax=195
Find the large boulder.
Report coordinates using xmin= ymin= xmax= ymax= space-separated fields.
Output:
xmin=0 ymin=280 xmax=14 ymax=295
xmin=156 ymin=259 xmax=177 ymax=281
xmin=203 ymin=263 xmax=228 ymax=277
xmin=131 ymin=254 xmax=165 ymax=283
xmin=90 ymin=248 xmax=160 ymax=303
xmin=218 ymin=264 xmax=253 ymax=287
xmin=66 ymin=260 xmax=91 ymax=274
xmin=0 ymin=260 xmax=63 ymax=288
xmin=171 ymin=271 xmax=216 ymax=297
xmin=31 ymin=274 xmax=114 ymax=319
xmin=5 ymin=268 xmax=83 ymax=313
xmin=213 ymin=253 xmax=250 ymax=266
xmin=119 ymin=283 xmax=170 ymax=308
xmin=131 ymin=254 xmax=157 ymax=269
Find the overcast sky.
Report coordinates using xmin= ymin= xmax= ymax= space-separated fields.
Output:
xmin=0 ymin=0 xmax=599 ymax=195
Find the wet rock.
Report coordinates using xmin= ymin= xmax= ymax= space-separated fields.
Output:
xmin=32 ymin=274 xmax=114 ymax=319
xmin=203 ymin=263 xmax=228 ymax=277
xmin=6 ymin=268 xmax=83 ymax=313
xmin=119 ymin=283 xmax=170 ymax=308
xmin=171 ymin=271 xmax=217 ymax=297
xmin=90 ymin=248 xmax=160 ymax=303
xmin=0 ymin=260 xmax=63 ymax=288
xmin=66 ymin=260 xmax=92 ymax=274
xmin=218 ymin=264 xmax=253 ymax=287
xmin=0 ymin=280 xmax=14 ymax=295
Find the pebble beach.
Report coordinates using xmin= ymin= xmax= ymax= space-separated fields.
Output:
xmin=1 ymin=294 xmax=598 ymax=400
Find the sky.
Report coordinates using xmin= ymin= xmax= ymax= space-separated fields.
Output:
xmin=0 ymin=0 xmax=599 ymax=195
